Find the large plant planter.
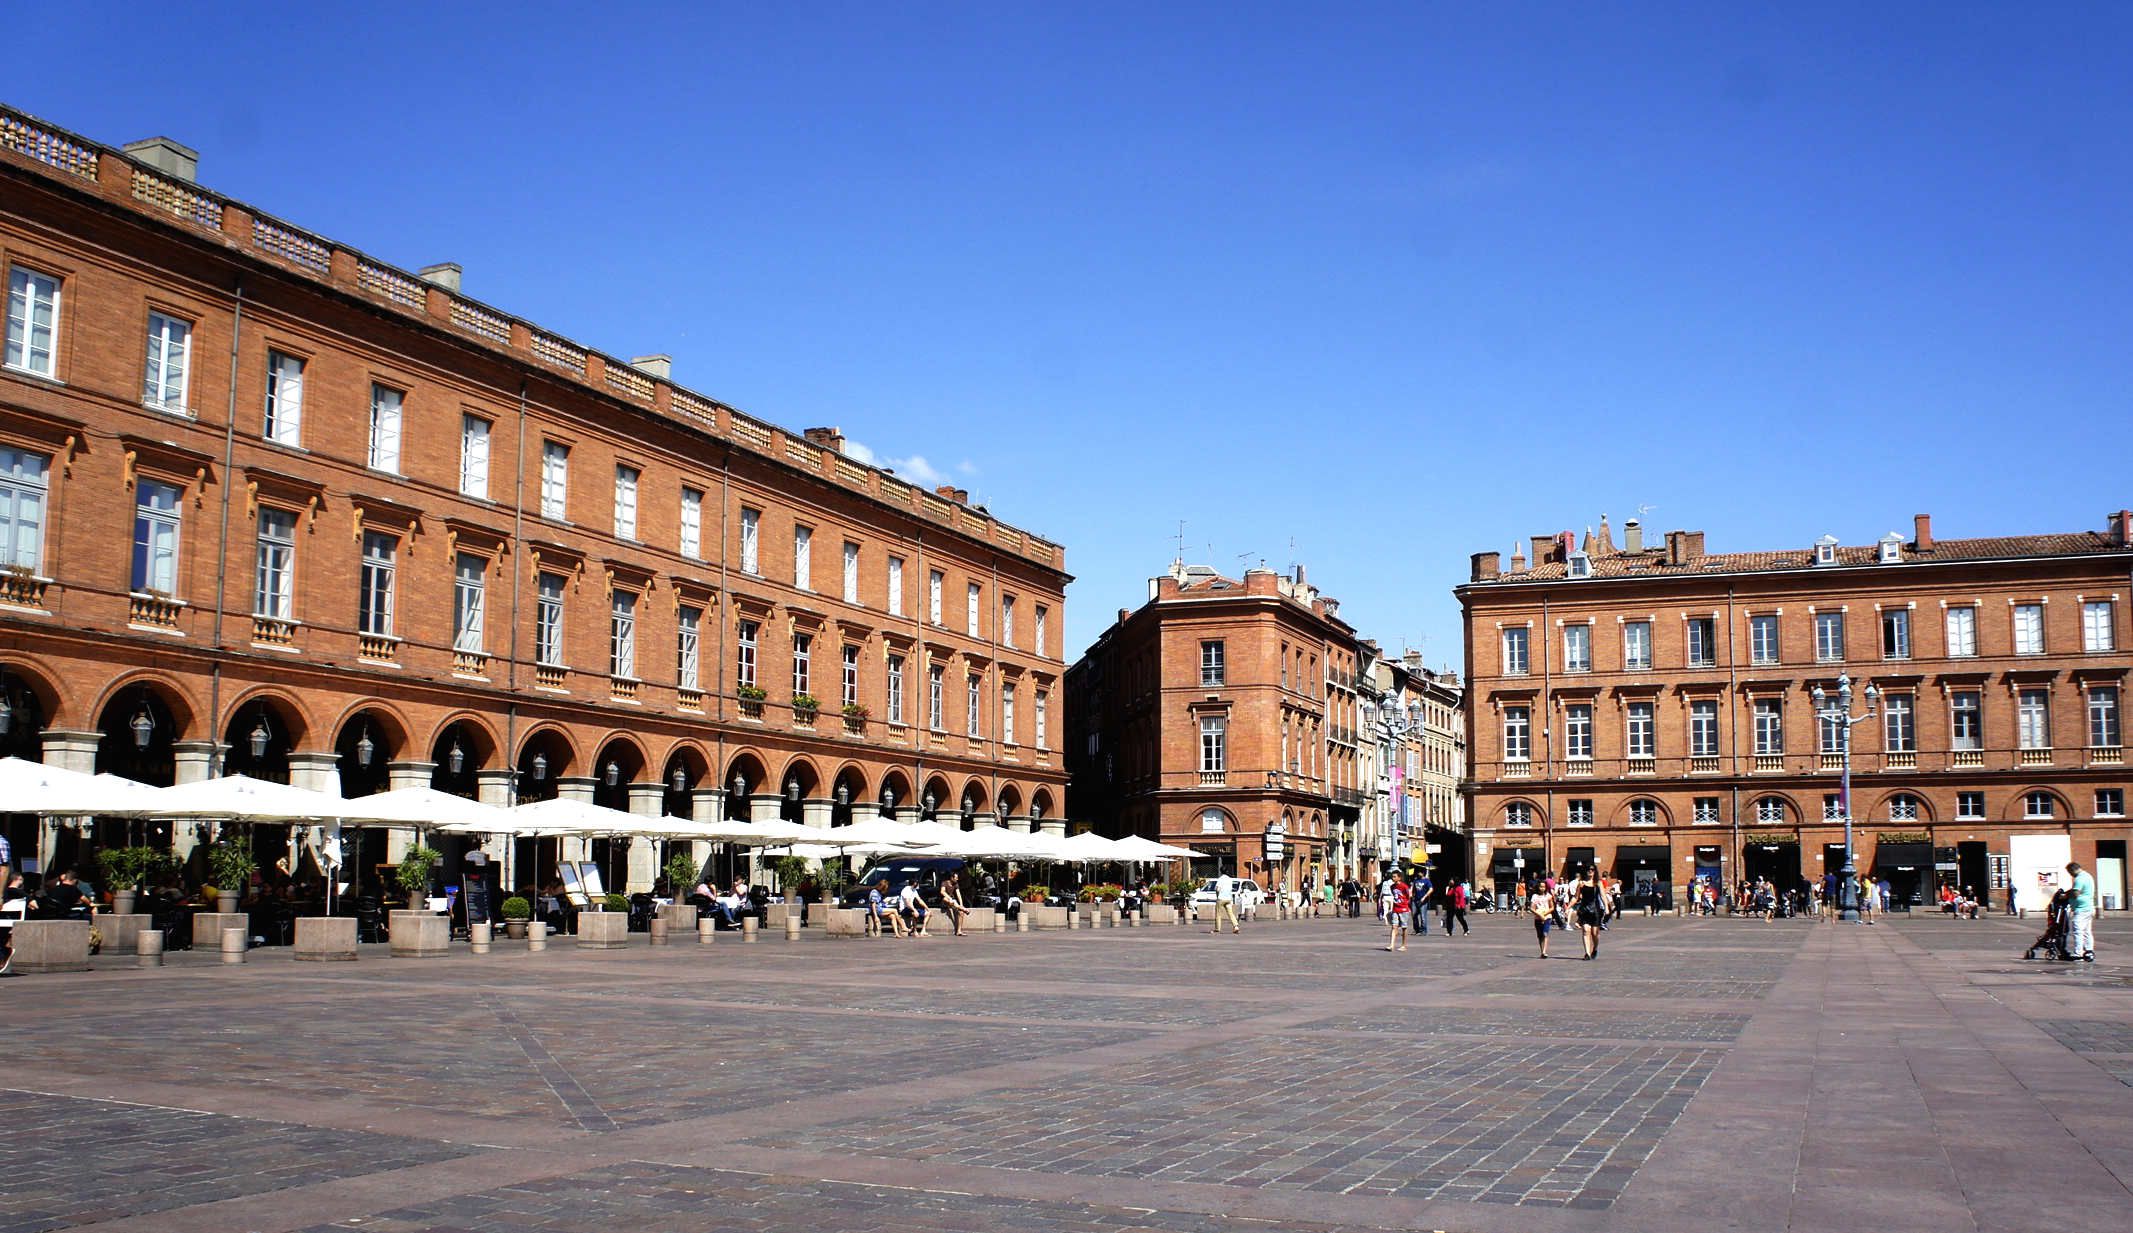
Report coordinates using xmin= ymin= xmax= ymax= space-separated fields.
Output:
xmin=294 ymin=916 xmax=358 ymax=961
xmin=10 ymin=920 xmax=90 ymax=973
xmin=1145 ymin=904 xmax=1179 ymax=925
xmin=961 ymin=907 xmax=997 ymax=933
xmin=822 ymin=908 xmax=870 ymax=938
xmin=657 ymin=903 xmax=698 ymax=931
xmin=1026 ymin=905 xmax=1070 ymax=930
xmin=192 ymin=911 xmax=248 ymax=950
xmin=100 ymin=913 xmax=149 ymax=956
xmin=763 ymin=902 xmax=799 ymax=929
xmin=576 ymin=910 xmax=629 ymax=950
xmin=387 ymin=910 xmax=449 ymax=958
xmin=504 ymin=919 xmax=530 ymax=939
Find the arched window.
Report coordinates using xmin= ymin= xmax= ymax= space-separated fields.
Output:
xmin=1755 ymin=796 xmax=1787 ymax=825
xmin=1199 ymin=808 xmax=1226 ymax=834
xmin=1504 ymin=802 xmax=1533 ymax=828
xmin=1888 ymin=794 xmax=1921 ymax=821
xmin=1628 ymin=799 xmax=1659 ymax=826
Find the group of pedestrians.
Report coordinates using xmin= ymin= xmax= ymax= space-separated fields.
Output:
xmin=1524 ymin=869 xmax=1614 ymax=960
xmin=1375 ymin=867 xmax=1473 ymax=951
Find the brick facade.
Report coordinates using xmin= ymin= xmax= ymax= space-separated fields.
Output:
xmin=1461 ymin=514 xmax=2133 ymax=910
xmin=0 ymin=107 xmax=1068 ymax=890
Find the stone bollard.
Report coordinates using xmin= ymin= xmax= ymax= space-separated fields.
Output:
xmin=648 ymin=917 xmax=670 ymax=946
xmin=220 ymin=926 xmax=247 ymax=965
xmin=137 ymin=928 xmax=165 ymax=968
xmin=1016 ymin=914 xmax=1030 ymax=932
xmin=698 ymin=919 xmax=717 ymax=944
xmin=527 ymin=921 xmax=547 ymax=952
xmin=1126 ymin=909 xmax=1140 ymax=928
xmin=784 ymin=914 xmax=801 ymax=941
xmin=741 ymin=917 xmax=758 ymax=943
xmin=1067 ymin=908 xmax=1081 ymax=930
xmin=993 ymin=913 xmax=1007 ymax=933
xmin=470 ymin=921 xmax=493 ymax=954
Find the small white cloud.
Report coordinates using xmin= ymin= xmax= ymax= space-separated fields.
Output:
xmin=955 ymin=459 xmax=979 ymax=477
xmin=843 ymin=440 xmax=880 ymax=467
xmin=843 ymin=440 xmax=951 ymax=488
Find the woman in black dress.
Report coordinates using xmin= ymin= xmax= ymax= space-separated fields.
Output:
xmin=1573 ymin=869 xmax=1605 ymax=960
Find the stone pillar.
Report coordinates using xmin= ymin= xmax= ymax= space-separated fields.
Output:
xmin=626 ymin=785 xmax=663 ymax=891
xmin=690 ymin=789 xmax=725 ymax=825
xmin=285 ymin=751 xmax=340 ymax=794
xmin=40 ymin=730 xmax=100 ymax=773
xmin=800 ymin=798 xmax=833 ymax=829
xmin=474 ymin=770 xmax=514 ymax=807
xmin=748 ymin=794 xmax=784 ymax=823
xmin=1036 ymin=817 xmax=1065 ymax=837
xmin=892 ymin=806 xmax=923 ymax=827
xmin=171 ymin=740 xmax=219 ymax=784
xmin=555 ymin=777 xmax=597 ymax=867
xmin=385 ymin=760 xmax=435 ymax=790
xmin=1005 ymin=814 xmax=1032 ymax=833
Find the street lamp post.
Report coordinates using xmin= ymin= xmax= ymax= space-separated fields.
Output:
xmin=1811 ymin=672 xmax=1879 ymax=922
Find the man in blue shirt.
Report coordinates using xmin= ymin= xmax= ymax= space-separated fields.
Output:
xmin=2065 ymin=861 xmax=2097 ymax=963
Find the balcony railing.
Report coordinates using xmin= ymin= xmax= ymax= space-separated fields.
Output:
xmin=1818 ymin=753 xmax=1844 ymax=771
xmin=611 ymin=677 xmax=638 ymax=702
xmin=251 ymin=616 xmax=296 ymax=647
xmin=737 ymin=694 xmax=765 ymax=721
xmin=1503 ymin=760 xmax=1531 ymax=778
xmin=2019 ymin=748 xmax=2053 ymax=767
xmin=0 ymin=572 xmax=48 ymax=609
xmin=792 ymin=704 xmax=818 ymax=729
xmin=1199 ymin=770 xmax=1227 ymax=787
xmin=534 ymin=663 xmax=567 ymax=690
xmin=1755 ymin=754 xmax=1785 ymax=773
xmin=2091 ymin=746 xmax=2123 ymax=766
xmin=1884 ymin=751 xmax=1917 ymax=770
xmin=1952 ymin=749 xmax=1983 ymax=768
xmin=1563 ymin=758 xmax=1593 ymax=777
xmin=453 ymin=649 xmax=490 ymax=677
xmin=1625 ymin=756 xmax=1656 ymax=776
xmin=843 ymin=714 xmax=867 ymax=737
xmin=356 ymin=632 xmax=396 ymax=662
xmin=1690 ymin=755 xmax=1721 ymax=774
xmin=129 ymin=593 xmax=184 ymax=630
xmin=677 ymin=686 xmax=704 ymax=711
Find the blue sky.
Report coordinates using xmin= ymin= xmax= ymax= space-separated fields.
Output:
xmin=18 ymin=3 xmax=2132 ymax=667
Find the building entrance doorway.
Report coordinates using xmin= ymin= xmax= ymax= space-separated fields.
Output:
xmin=1745 ymin=841 xmax=1801 ymax=894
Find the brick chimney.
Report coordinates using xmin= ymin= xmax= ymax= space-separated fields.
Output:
xmin=1471 ymin=551 xmax=1501 ymax=581
xmin=1912 ymin=513 xmax=1933 ymax=551
xmin=123 ymin=136 xmax=198 ymax=183
xmin=1530 ymin=535 xmax=1555 ymax=567
xmin=2113 ymin=509 xmax=2133 ymax=546
xmin=1664 ymin=530 xmax=1707 ymax=566
xmin=804 ymin=426 xmax=846 ymax=454
xmin=934 ymin=485 xmax=968 ymax=505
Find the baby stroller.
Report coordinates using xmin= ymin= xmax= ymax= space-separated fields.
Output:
xmin=2023 ymin=889 xmax=2073 ymax=961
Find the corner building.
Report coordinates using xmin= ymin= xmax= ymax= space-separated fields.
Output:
xmin=0 ymin=107 xmax=1068 ymax=889
xmin=1065 ymin=562 xmax=1361 ymax=894
xmin=1460 ymin=514 xmax=2131 ymax=911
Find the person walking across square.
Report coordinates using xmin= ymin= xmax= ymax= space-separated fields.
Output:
xmin=2065 ymin=860 xmax=2097 ymax=962
xmin=1209 ymin=870 xmax=1241 ymax=935
xmin=1442 ymin=879 xmax=1471 ymax=936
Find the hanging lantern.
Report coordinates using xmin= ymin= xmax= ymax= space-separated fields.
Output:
xmin=835 ymin=782 xmax=850 ymax=806
xmin=603 ymin=760 xmax=620 ymax=787
xmin=248 ymin=717 xmax=271 ymax=760
xmin=0 ymin=691 xmax=13 ymax=737
xmin=731 ymin=772 xmax=746 ymax=798
xmin=355 ymin=726 xmax=375 ymax=768
xmin=670 ymin=767 xmax=687 ymax=794
xmin=131 ymin=703 xmax=154 ymax=750
xmin=531 ymin=751 xmax=547 ymax=781
xmin=447 ymin=739 xmax=465 ymax=775
xmin=786 ymin=777 xmax=800 ymax=801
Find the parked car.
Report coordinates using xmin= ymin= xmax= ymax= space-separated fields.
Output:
xmin=1187 ymin=878 xmax=1264 ymax=918
xmin=836 ymin=856 xmax=968 ymax=909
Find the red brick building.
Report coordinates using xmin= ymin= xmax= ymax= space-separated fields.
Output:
xmin=0 ymin=107 xmax=1068 ymax=890
xmin=1460 ymin=514 xmax=2132 ymax=911
xmin=1065 ymin=562 xmax=1362 ymax=893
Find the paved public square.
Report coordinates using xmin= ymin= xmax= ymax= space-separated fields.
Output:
xmin=5 ymin=909 xmax=2133 ymax=1233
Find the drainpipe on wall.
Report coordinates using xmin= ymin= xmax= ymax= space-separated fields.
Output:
xmin=205 ymin=277 xmax=245 ymax=781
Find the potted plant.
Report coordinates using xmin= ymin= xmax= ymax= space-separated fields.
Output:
xmin=604 ymin=891 xmax=629 ymax=913
xmin=395 ymin=844 xmax=441 ymax=910
xmin=840 ymin=702 xmax=869 ymax=720
xmin=663 ymin=850 xmax=701 ymax=894
xmin=500 ymin=895 xmax=532 ymax=939
xmin=206 ymin=839 xmax=256 ymax=913
xmin=98 ymin=846 xmax=168 ymax=916
xmin=792 ymin=692 xmax=820 ymax=715
xmin=736 ymin=683 xmax=768 ymax=701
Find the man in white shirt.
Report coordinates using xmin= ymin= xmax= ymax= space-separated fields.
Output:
xmin=898 ymin=881 xmax=931 ymax=936
xmin=1210 ymin=871 xmax=1241 ymax=935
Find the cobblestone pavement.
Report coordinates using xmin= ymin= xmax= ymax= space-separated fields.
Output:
xmin=4 ymin=911 xmax=2132 ymax=1232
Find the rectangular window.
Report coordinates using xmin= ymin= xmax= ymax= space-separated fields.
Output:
xmin=677 ymin=606 xmax=701 ymax=691
xmin=1958 ymin=791 xmax=1985 ymax=820
xmin=2014 ymin=603 xmax=2045 ymax=655
xmin=881 ymin=555 xmax=902 ymax=616
xmin=1503 ymin=706 xmax=1531 ymax=760
xmin=1888 ymin=795 xmax=1919 ymax=821
xmin=793 ymin=525 xmax=811 ymax=590
xmin=1823 ymin=793 xmax=1844 ymax=820
xmin=2097 ymin=789 xmax=2125 ymax=817
xmin=1948 ymin=690 xmax=1982 ymax=750
xmin=1035 ymin=605 xmax=1048 ymax=657
xmin=1035 ymin=690 xmax=1048 ymax=749
xmin=1567 ymin=799 xmax=1593 ymax=827
xmin=928 ymin=569 xmax=943 ymax=624
xmin=1624 ymin=620 xmax=1653 ymax=670
xmin=1819 ymin=710 xmax=1843 ymax=754
xmin=1686 ymin=617 xmax=1717 ymax=667
xmin=1199 ymin=715 xmax=1226 ymax=774
xmin=1945 ymin=606 xmax=1977 ymax=658
xmin=1504 ymin=802 xmax=1533 ymax=828
xmin=458 ymin=415 xmax=490 ymax=498
xmin=1501 ymin=627 xmax=1530 ymax=676
xmin=1884 ymin=693 xmax=1915 ymax=752
xmin=1626 ymin=701 xmax=1654 ymax=757
xmin=1814 ymin=611 xmax=1845 ymax=662
xmin=1000 ymin=684 xmax=1016 ymax=744
xmin=739 ymin=507 xmax=759 ymax=574
xmin=2025 ymin=791 xmax=2055 ymax=820
xmin=928 ymin=665 xmax=945 ymax=730
xmin=612 ymin=465 xmax=638 ymax=539
xmin=1690 ymin=699 xmax=1719 ymax=756
xmin=1756 ymin=798 xmax=1786 ymax=825
xmin=535 ymin=573 xmax=565 ymax=666
xmin=253 ymin=508 xmax=295 ymax=619
xmin=367 ymin=385 xmax=403 ymax=473
xmin=792 ymin=633 xmax=812 ymax=698
xmin=4 ymin=267 xmax=60 ymax=377
xmin=452 ymin=552 xmax=485 ymax=653
xmin=2018 ymin=688 xmax=2051 ymax=749
xmin=1002 ymin=595 xmax=1016 ymax=648
xmin=840 ymin=644 xmax=859 ymax=707
xmin=1749 ymin=615 xmax=1778 ymax=666
xmin=132 ymin=479 xmax=182 ymax=595
xmin=1201 ymin=640 xmax=1226 ymax=687
xmin=2084 ymin=600 xmax=2116 ymax=652
xmin=2091 ymin=686 xmax=2121 ymax=749
xmin=679 ymin=488 xmax=703 ymax=559
xmin=142 ymin=312 xmax=192 ymax=412
xmin=967 ymin=673 xmax=982 ymax=736
xmin=1754 ymin=698 xmax=1784 ymax=755
xmin=1881 ymin=608 xmax=1911 ymax=660
xmin=540 ymin=441 xmax=569 ymax=519
xmin=0 ymin=448 xmax=50 ymax=573
xmin=1563 ymin=624 xmax=1591 ymax=672
xmin=609 ymin=589 xmax=636 ymax=679
xmin=967 ymin=581 xmax=981 ymax=635
xmin=263 ymin=350 xmax=304 ymax=446
xmin=887 ymin=653 xmax=906 ymax=724
xmin=1693 ymin=797 xmax=1721 ymax=824
xmin=1629 ymin=800 xmax=1658 ymax=826
xmin=735 ymin=618 xmax=758 ymax=688
xmin=357 ymin=530 xmax=395 ymax=636
xmin=1564 ymin=703 xmax=1593 ymax=759
xmin=842 ymin=541 xmax=860 ymax=603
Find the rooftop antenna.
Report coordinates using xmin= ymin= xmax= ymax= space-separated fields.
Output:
xmin=1171 ymin=520 xmax=1187 ymax=565
xmin=1636 ymin=503 xmax=1657 ymax=519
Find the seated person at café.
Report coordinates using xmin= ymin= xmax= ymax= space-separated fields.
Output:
xmin=38 ymin=868 xmax=94 ymax=920
xmin=866 ymin=879 xmax=907 ymax=938
xmin=897 ymin=880 xmax=930 ymax=936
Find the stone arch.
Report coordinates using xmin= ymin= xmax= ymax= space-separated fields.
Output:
xmin=90 ymin=670 xmax=202 ymax=742
xmin=513 ymin=722 xmax=581 ymax=776
xmin=1747 ymin=793 xmax=1803 ymax=827
xmin=1497 ymin=795 xmax=1544 ymax=827
xmin=659 ymin=740 xmax=713 ymax=793
xmin=2005 ymin=786 xmax=2075 ymax=822
xmin=1610 ymin=796 xmax=1674 ymax=827
xmin=996 ymin=782 xmax=1023 ymax=819
xmin=958 ymin=778 xmax=990 ymax=825
xmin=1862 ymin=789 xmax=1934 ymax=824
xmin=878 ymin=766 xmax=913 ymax=813
xmin=591 ymin=732 xmax=652 ymax=785
xmin=1196 ymin=804 xmax=1237 ymax=832
xmin=1030 ymin=786 xmax=1056 ymax=822
xmin=723 ymin=749 xmax=770 ymax=797
xmin=0 ymin=658 xmax=68 ymax=731
xmin=333 ymin=705 xmax=409 ymax=797
xmin=330 ymin=699 xmax=414 ymax=758
xmin=429 ymin=712 xmax=502 ymax=771
xmin=777 ymin=755 xmax=823 ymax=801
xmin=920 ymin=773 xmax=954 ymax=819
xmin=222 ymin=690 xmax=311 ymax=782
xmin=220 ymin=684 xmax=316 ymax=750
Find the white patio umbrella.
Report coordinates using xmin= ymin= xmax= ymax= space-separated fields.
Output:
xmin=0 ymin=757 xmax=160 ymax=816
xmin=821 ymin=816 xmax=946 ymax=850
xmin=149 ymin=774 xmax=353 ymax=822
xmin=1109 ymin=835 xmax=1200 ymax=862
xmin=337 ymin=785 xmax=509 ymax=830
